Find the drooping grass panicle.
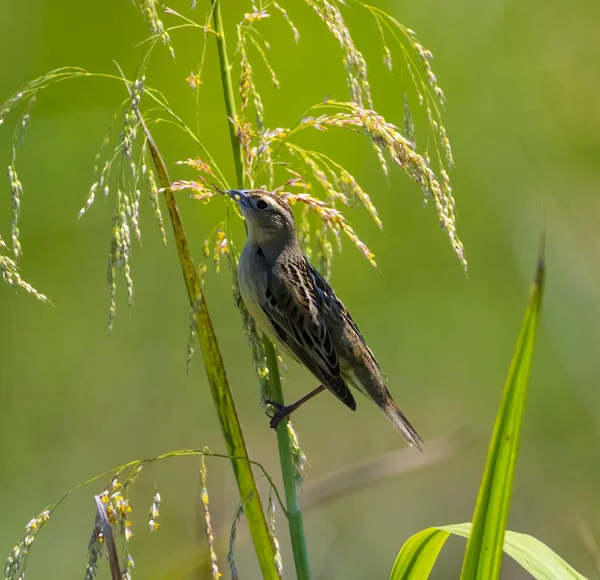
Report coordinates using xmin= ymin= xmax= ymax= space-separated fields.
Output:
xmin=3 ymin=447 xmax=286 ymax=578
xmin=8 ymin=161 xmax=23 ymax=260
xmin=3 ymin=510 xmax=50 ymax=580
xmin=297 ymin=203 xmax=313 ymax=259
xmin=5 ymin=95 xmax=36 ymax=262
xmin=97 ymin=74 xmax=172 ymax=332
xmin=305 ymin=0 xmax=372 ymax=109
xmin=227 ymin=502 xmax=245 ymax=580
xmin=186 ymin=262 xmax=207 ymax=372
xmin=272 ymin=2 xmax=300 ymax=43
xmin=315 ymin=225 xmax=334 ymax=279
xmin=0 ymin=68 xmax=91 ymax=126
xmin=84 ymin=514 xmax=104 ymax=580
xmin=107 ymin=186 xmax=135 ymax=334
xmin=172 ymin=156 xmax=218 ymax=203
xmin=292 ymin=101 xmax=466 ymax=268
xmin=287 ymin=144 xmax=383 ymax=229
xmin=235 ymin=21 xmax=269 ymax=187
xmin=403 ymin=92 xmax=416 ymax=148
xmin=0 ymin=235 xmax=49 ymax=302
xmin=143 ymin=148 xmax=167 ymax=248
xmin=276 ymin=187 xmax=378 ymax=267
xmin=287 ymin=421 xmax=308 ymax=486
xmin=287 ymin=144 xmax=348 ymax=206
xmin=148 ymin=486 xmax=161 ymax=533
xmin=360 ymin=4 xmax=454 ymax=169
xmin=200 ymin=452 xmax=220 ymax=580
xmin=134 ymin=0 xmax=175 ymax=59
xmin=99 ymin=478 xmax=136 ymax=558
xmin=268 ymin=491 xmax=284 ymax=579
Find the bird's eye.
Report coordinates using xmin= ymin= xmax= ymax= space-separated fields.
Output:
xmin=256 ymin=199 xmax=268 ymax=210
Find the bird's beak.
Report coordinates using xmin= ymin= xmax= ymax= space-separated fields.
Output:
xmin=225 ymin=190 xmax=250 ymax=208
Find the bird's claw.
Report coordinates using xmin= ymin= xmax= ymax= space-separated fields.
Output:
xmin=265 ymin=400 xmax=291 ymax=429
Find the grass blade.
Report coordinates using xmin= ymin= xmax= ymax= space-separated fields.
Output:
xmin=93 ymin=495 xmax=121 ymax=580
xmin=460 ymin=242 xmax=545 ymax=579
xmin=390 ymin=524 xmax=587 ymax=580
xmin=140 ymin=124 xmax=279 ymax=578
xmin=389 ymin=528 xmax=451 ymax=580
xmin=446 ymin=524 xmax=587 ymax=580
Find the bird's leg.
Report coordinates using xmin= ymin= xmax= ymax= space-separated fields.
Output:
xmin=266 ymin=384 xmax=326 ymax=429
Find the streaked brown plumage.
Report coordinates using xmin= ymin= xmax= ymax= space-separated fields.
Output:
xmin=228 ymin=189 xmax=423 ymax=449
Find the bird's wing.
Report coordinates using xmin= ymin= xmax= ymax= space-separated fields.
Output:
xmin=307 ymin=261 xmax=382 ymax=374
xmin=263 ymin=257 xmax=356 ymax=411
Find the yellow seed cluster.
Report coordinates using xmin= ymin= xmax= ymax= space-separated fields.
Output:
xmin=186 ymin=72 xmax=202 ymax=89
xmin=200 ymin=454 xmax=221 ymax=580
xmin=4 ymin=510 xmax=50 ymax=580
xmin=148 ymin=488 xmax=161 ymax=533
xmin=99 ymin=480 xmax=133 ymax=533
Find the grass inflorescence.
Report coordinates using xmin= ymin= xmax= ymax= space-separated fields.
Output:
xmin=200 ymin=451 xmax=220 ymax=580
xmin=3 ymin=449 xmax=286 ymax=580
xmin=2 ymin=1 xmax=467 ymax=578
xmin=0 ymin=235 xmax=49 ymax=303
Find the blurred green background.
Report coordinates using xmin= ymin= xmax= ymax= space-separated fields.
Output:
xmin=1 ymin=0 xmax=599 ymax=578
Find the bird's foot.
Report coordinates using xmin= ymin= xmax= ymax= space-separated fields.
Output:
xmin=265 ymin=400 xmax=294 ymax=429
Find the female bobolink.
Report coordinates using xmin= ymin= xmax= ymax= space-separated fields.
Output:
xmin=228 ymin=189 xmax=423 ymax=449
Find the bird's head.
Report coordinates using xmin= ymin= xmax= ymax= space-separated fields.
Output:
xmin=226 ymin=189 xmax=297 ymax=247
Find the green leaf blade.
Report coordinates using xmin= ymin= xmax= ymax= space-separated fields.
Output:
xmin=461 ymin=245 xmax=545 ymax=580
xmin=142 ymin=131 xmax=281 ymax=579
xmin=390 ymin=523 xmax=588 ymax=580
xmin=390 ymin=528 xmax=451 ymax=580
xmin=445 ymin=524 xmax=587 ymax=580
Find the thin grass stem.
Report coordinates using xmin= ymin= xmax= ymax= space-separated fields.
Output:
xmin=210 ymin=2 xmax=312 ymax=578
xmin=265 ymin=339 xmax=312 ymax=580
xmin=211 ymin=0 xmax=244 ymax=186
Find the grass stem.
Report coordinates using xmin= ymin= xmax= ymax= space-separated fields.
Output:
xmin=265 ymin=339 xmax=312 ymax=580
xmin=210 ymin=2 xmax=312 ymax=578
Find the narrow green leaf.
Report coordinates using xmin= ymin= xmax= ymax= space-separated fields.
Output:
xmin=461 ymin=243 xmax=546 ymax=580
xmin=445 ymin=524 xmax=587 ymax=580
xmin=389 ymin=523 xmax=588 ymax=580
xmin=390 ymin=528 xmax=451 ymax=580
xmin=140 ymin=125 xmax=280 ymax=579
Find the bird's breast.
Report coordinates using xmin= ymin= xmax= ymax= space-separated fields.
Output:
xmin=238 ymin=246 xmax=282 ymax=345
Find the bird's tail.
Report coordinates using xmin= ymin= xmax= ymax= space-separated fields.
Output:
xmin=381 ymin=397 xmax=424 ymax=451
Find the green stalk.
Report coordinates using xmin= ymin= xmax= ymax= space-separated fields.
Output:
xmin=211 ymin=0 xmax=245 ymax=186
xmin=211 ymin=2 xmax=312 ymax=578
xmin=140 ymin=123 xmax=279 ymax=579
xmin=265 ymin=339 xmax=312 ymax=580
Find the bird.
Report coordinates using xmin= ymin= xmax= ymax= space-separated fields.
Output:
xmin=227 ymin=188 xmax=423 ymax=449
